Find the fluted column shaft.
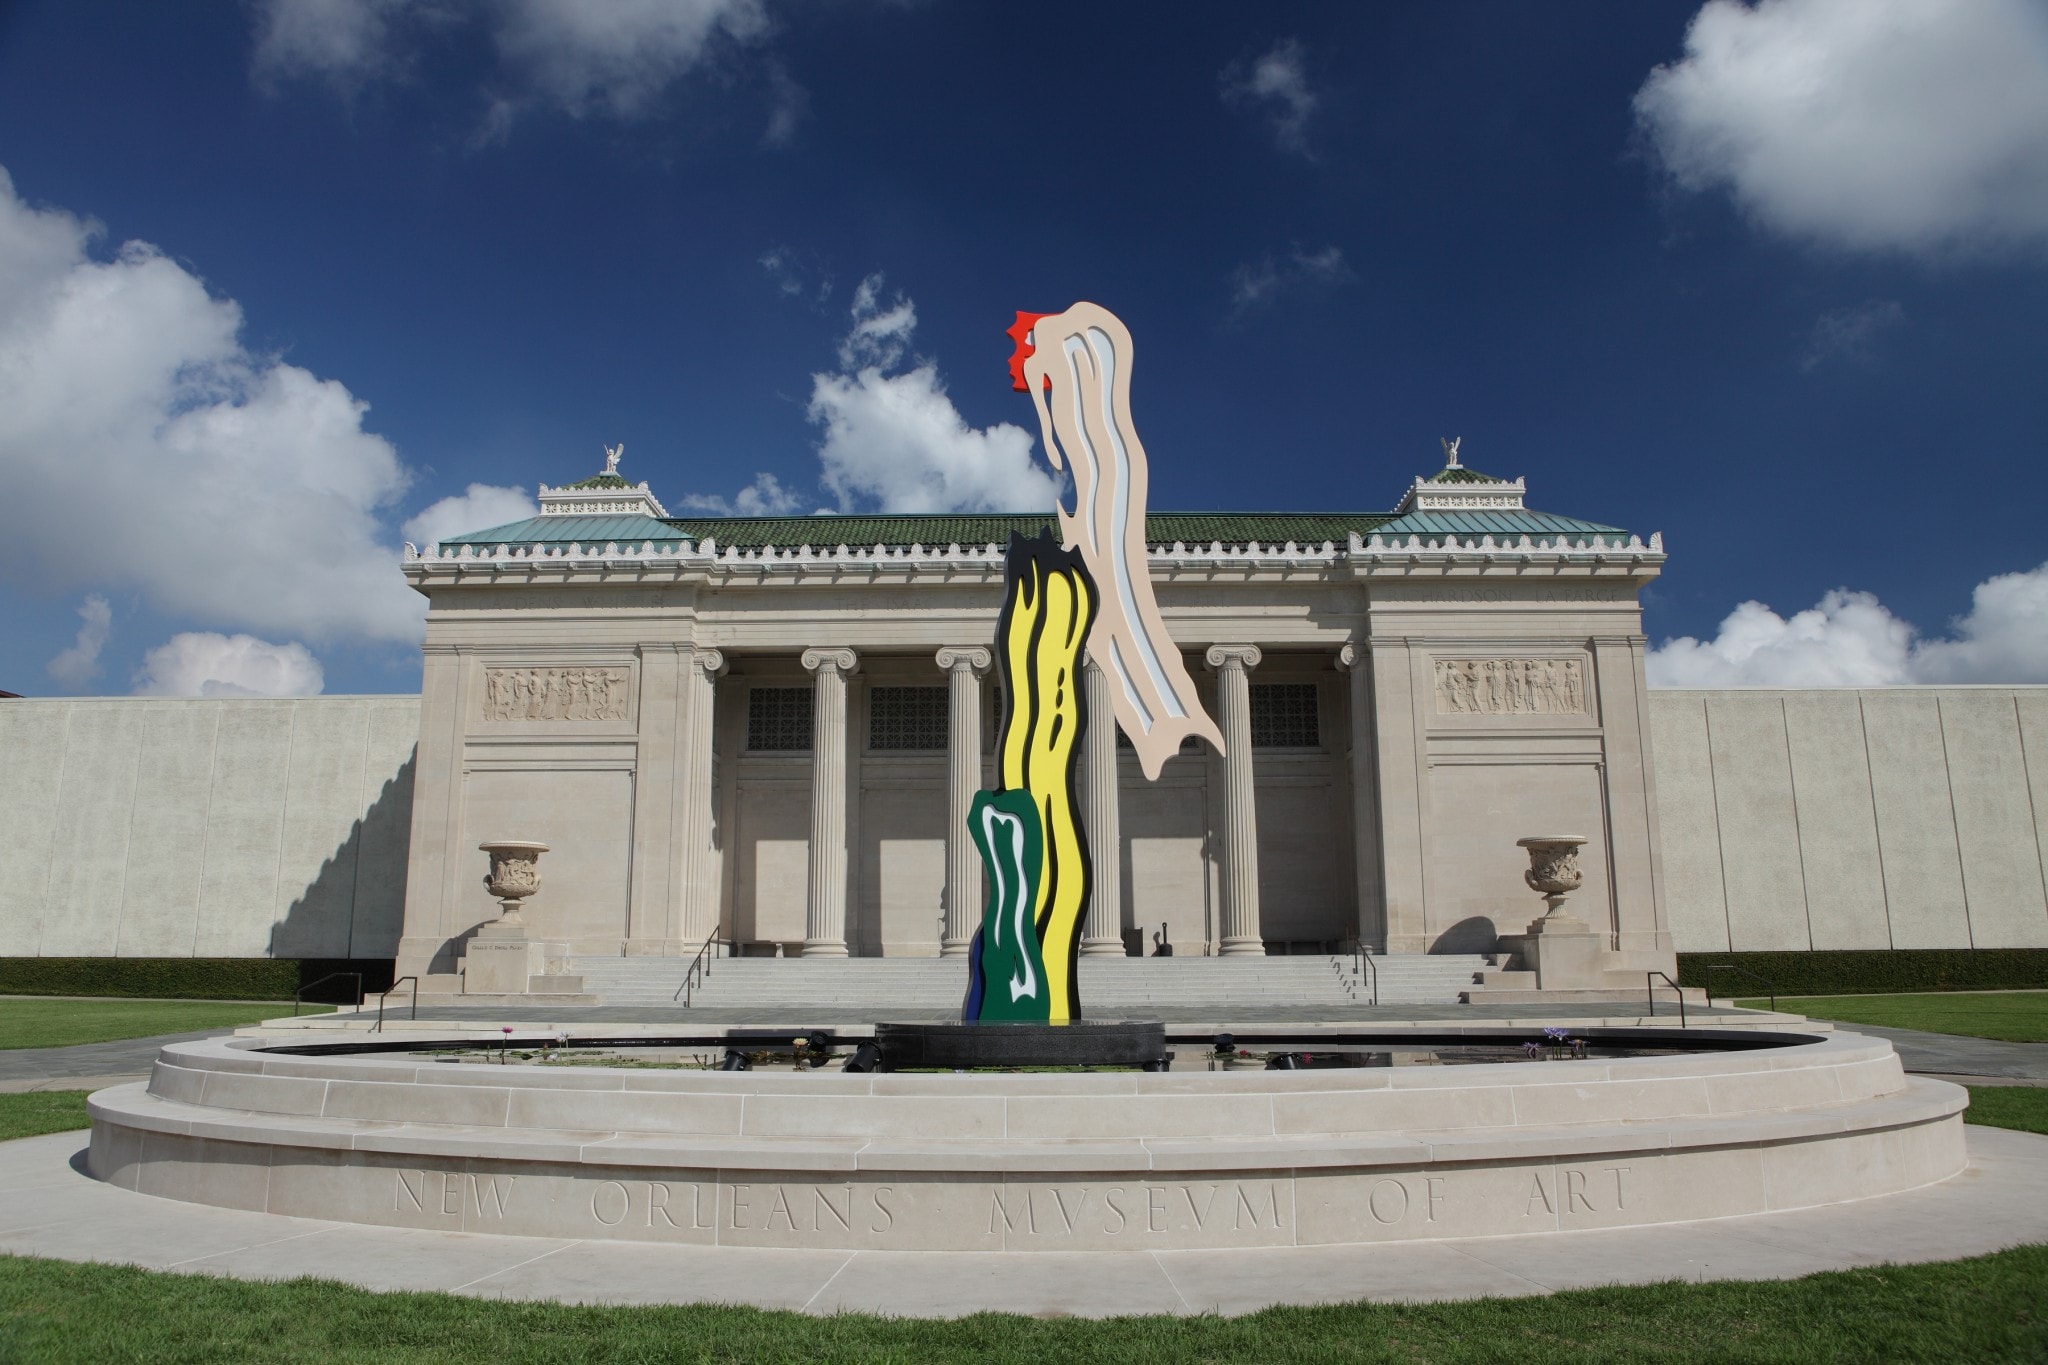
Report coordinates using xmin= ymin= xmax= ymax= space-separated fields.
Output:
xmin=936 ymin=646 xmax=991 ymax=956
xmin=1079 ymin=657 xmax=1125 ymax=955
xmin=1336 ymin=643 xmax=1385 ymax=953
xmin=801 ymin=647 xmax=858 ymax=957
xmin=678 ymin=648 xmax=726 ymax=947
xmin=1207 ymin=644 xmax=1264 ymax=955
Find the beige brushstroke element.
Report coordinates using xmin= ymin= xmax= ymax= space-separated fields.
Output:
xmin=1023 ymin=302 xmax=1225 ymax=779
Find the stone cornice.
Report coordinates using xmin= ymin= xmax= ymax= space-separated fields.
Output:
xmin=401 ymin=529 xmax=1665 ymax=587
xmin=536 ymin=481 xmax=669 ymax=518
xmin=1393 ymin=476 xmax=1527 ymax=515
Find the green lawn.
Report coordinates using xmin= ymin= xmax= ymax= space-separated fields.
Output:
xmin=1 ymin=1089 xmax=2044 ymax=1360
xmin=1744 ymin=990 xmax=2048 ymax=1043
xmin=0 ymin=998 xmax=326 ymax=1051
xmin=0 ymin=1246 xmax=2040 ymax=1363
xmin=1963 ymin=1085 xmax=2048 ymax=1136
xmin=0 ymin=1091 xmax=93 ymax=1143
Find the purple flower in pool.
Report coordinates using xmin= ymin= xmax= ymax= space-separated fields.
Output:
xmin=1542 ymin=1027 xmax=1572 ymax=1044
xmin=1522 ymin=1041 xmax=1542 ymax=1057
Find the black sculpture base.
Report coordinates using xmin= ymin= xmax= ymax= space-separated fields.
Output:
xmin=874 ymin=1020 xmax=1166 ymax=1071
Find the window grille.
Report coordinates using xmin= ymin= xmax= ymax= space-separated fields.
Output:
xmin=868 ymin=686 xmax=948 ymax=751
xmin=1251 ymin=683 xmax=1320 ymax=748
xmin=746 ymin=687 xmax=812 ymax=751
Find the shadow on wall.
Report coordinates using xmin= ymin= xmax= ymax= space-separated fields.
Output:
xmin=270 ymin=753 xmax=416 ymax=963
xmin=1431 ymin=916 xmax=1498 ymax=954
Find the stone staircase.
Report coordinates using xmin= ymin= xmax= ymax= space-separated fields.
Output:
xmin=569 ymin=953 xmax=1492 ymax=1014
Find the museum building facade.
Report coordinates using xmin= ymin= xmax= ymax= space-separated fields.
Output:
xmin=393 ymin=452 xmax=1675 ymax=986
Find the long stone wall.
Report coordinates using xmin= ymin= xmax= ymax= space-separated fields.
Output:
xmin=1649 ymin=687 xmax=2048 ymax=953
xmin=5 ymin=687 xmax=2045 ymax=961
xmin=0 ymin=697 xmax=418 ymax=960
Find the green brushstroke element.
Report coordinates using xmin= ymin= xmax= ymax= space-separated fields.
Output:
xmin=969 ymin=789 xmax=1049 ymax=1021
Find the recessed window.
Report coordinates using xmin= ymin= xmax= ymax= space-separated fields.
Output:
xmin=747 ymin=687 xmax=812 ymax=751
xmin=868 ymin=685 xmax=948 ymax=751
xmin=1251 ymin=683 xmax=1320 ymax=748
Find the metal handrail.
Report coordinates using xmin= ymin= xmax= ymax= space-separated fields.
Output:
xmin=1356 ymin=948 xmax=1378 ymax=1007
xmin=372 ymin=976 xmax=417 ymax=1033
xmin=293 ymin=971 xmax=362 ymax=1017
xmin=1645 ymin=970 xmax=1687 ymax=1028
xmin=1705 ymin=963 xmax=1777 ymax=1014
xmin=675 ymin=927 xmax=724 ymax=1006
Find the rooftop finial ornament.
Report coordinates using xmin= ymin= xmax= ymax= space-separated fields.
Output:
xmin=1442 ymin=436 xmax=1462 ymax=468
xmin=603 ymin=443 xmax=624 ymax=476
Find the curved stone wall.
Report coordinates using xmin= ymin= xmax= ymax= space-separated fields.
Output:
xmin=87 ymin=1032 xmax=1966 ymax=1251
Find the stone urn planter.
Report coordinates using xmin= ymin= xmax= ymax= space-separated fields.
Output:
xmin=479 ymin=840 xmax=549 ymax=929
xmin=1516 ymin=835 xmax=1587 ymax=920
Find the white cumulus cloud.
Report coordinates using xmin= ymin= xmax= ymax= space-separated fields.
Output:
xmin=806 ymin=274 xmax=1057 ymax=515
xmin=46 ymin=594 xmax=112 ymax=691
xmin=0 ymin=165 xmax=529 ymax=684
xmin=134 ymin=633 xmax=326 ymax=698
xmin=250 ymin=0 xmax=792 ymax=134
xmin=493 ymin=0 xmax=770 ymax=118
xmin=1222 ymin=38 xmax=1319 ymax=157
xmin=1799 ymin=299 xmax=1904 ymax=371
xmin=252 ymin=0 xmax=412 ymax=91
xmin=0 ymin=168 xmax=421 ymax=644
xmin=1634 ymin=0 xmax=2048 ymax=255
xmin=401 ymin=482 xmax=538 ymax=551
xmin=675 ymin=472 xmax=805 ymax=517
xmin=1229 ymin=243 xmax=1353 ymax=314
xmin=1648 ymin=561 xmax=2048 ymax=686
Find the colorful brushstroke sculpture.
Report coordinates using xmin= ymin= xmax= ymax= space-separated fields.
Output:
xmin=964 ymin=304 xmax=1222 ymax=1024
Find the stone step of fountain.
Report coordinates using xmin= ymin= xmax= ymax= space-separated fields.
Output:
xmin=569 ymin=954 xmax=1491 ymax=1009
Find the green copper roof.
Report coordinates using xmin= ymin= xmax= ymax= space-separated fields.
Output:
xmin=435 ymin=504 xmax=1635 ymax=551
xmin=564 ymin=473 xmax=631 ymax=490
xmin=657 ymin=512 xmax=1404 ymax=548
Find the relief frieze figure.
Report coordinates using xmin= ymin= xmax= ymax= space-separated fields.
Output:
xmin=1434 ymin=657 xmax=1585 ymax=715
xmin=483 ymin=666 xmax=632 ymax=722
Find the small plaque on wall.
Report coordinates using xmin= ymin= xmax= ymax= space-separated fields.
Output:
xmin=1433 ymin=658 xmax=1585 ymax=716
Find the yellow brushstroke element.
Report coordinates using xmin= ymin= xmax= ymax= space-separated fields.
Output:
xmin=996 ymin=545 xmax=1095 ymax=1023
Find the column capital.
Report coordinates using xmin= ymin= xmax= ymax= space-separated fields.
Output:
xmin=800 ymin=646 xmax=859 ymax=676
xmin=935 ymin=645 xmax=992 ymax=675
xmin=1335 ymin=642 xmax=1365 ymax=672
xmin=1205 ymin=643 xmax=1263 ymax=672
xmin=690 ymin=647 xmax=728 ymax=678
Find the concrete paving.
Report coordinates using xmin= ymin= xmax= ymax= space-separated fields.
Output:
xmin=1812 ymin=1023 xmax=2048 ymax=1083
xmin=0 ymin=1028 xmax=231 ymax=1092
xmin=2 ymin=1124 xmax=2043 ymax=1316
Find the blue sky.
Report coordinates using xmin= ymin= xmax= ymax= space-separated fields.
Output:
xmin=1 ymin=0 xmax=2045 ymax=697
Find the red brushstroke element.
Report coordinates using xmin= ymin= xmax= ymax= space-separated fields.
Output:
xmin=1006 ymin=311 xmax=1052 ymax=392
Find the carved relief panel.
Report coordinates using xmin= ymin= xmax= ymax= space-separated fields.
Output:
xmin=482 ymin=667 xmax=633 ymax=722
xmin=1433 ymin=658 xmax=1585 ymax=716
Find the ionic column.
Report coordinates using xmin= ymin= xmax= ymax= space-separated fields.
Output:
xmin=800 ymin=647 xmax=858 ymax=957
xmin=1336 ymin=643 xmax=1385 ymax=952
xmin=1206 ymin=644 xmax=1264 ymax=955
xmin=677 ymin=647 xmax=726 ymax=948
xmin=936 ymin=646 xmax=992 ymax=956
xmin=1079 ymin=656 xmax=1125 ymax=955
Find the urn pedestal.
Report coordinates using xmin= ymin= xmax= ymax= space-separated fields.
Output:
xmin=1513 ymin=835 xmax=1607 ymax=991
xmin=461 ymin=841 xmax=580 ymax=995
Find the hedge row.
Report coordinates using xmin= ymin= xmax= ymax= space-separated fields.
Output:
xmin=1676 ymin=949 xmax=2048 ymax=998
xmin=0 ymin=958 xmax=397 ymax=1002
